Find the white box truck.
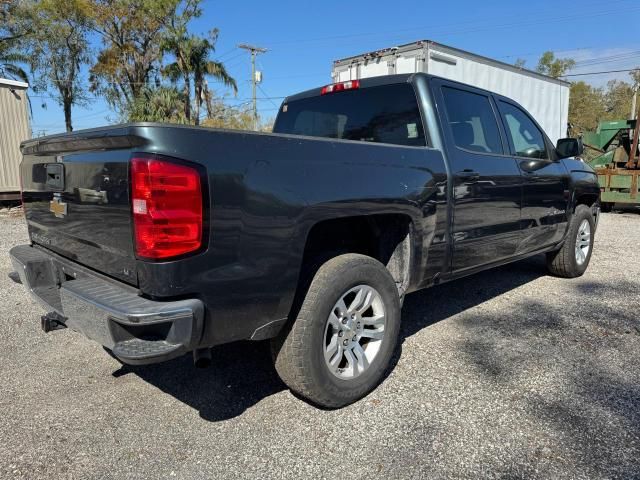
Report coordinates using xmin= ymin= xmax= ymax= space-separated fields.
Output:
xmin=332 ymin=40 xmax=570 ymax=144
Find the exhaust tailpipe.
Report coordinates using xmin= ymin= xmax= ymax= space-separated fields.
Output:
xmin=193 ymin=348 xmax=212 ymax=368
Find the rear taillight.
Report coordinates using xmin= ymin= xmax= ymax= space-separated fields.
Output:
xmin=131 ymin=155 xmax=203 ymax=260
xmin=321 ymin=80 xmax=360 ymax=95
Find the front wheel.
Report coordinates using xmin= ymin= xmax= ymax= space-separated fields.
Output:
xmin=271 ymin=254 xmax=401 ymax=408
xmin=546 ymin=204 xmax=595 ymax=278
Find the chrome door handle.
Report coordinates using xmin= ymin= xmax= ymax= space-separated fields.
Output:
xmin=457 ymin=170 xmax=480 ymax=181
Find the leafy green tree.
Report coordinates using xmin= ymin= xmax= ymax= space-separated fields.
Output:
xmin=0 ymin=1 xmax=31 ymax=45
xmin=568 ymin=81 xmax=606 ymax=135
xmin=567 ymin=70 xmax=640 ymax=138
xmin=89 ymin=0 xmax=183 ymax=111
xmin=28 ymin=0 xmax=92 ymax=132
xmin=200 ymin=100 xmax=256 ymax=130
xmin=604 ymin=79 xmax=635 ymax=120
xmin=631 ymin=69 xmax=640 ymax=119
xmin=513 ymin=58 xmax=526 ymax=69
xmin=125 ymin=85 xmax=188 ymax=123
xmin=536 ymin=51 xmax=576 ymax=78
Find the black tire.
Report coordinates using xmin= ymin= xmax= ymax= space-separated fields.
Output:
xmin=271 ymin=253 xmax=401 ymax=408
xmin=546 ymin=204 xmax=595 ymax=278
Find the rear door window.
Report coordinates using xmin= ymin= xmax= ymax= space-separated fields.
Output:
xmin=441 ymin=86 xmax=503 ymax=155
xmin=273 ymin=84 xmax=426 ymax=147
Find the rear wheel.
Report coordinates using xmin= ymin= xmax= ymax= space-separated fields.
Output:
xmin=271 ymin=254 xmax=401 ymax=408
xmin=546 ymin=204 xmax=595 ymax=278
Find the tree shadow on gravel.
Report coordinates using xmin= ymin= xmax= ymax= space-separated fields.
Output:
xmin=453 ymin=279 xmax=640 ymax=477
xmin=399 ymin=255 xmax=549 ymax=340
xmin=118 ymin=255 xmax=549 ymax=422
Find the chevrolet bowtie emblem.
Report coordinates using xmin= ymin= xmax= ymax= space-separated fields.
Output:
xmin=49 ymin=197 xmax=67 ymax=218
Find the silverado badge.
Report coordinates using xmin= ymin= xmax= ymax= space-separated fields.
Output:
xmin=49 ymin=195 xmax=67 ymax=218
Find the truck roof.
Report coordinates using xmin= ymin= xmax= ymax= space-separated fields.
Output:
xmin=284 ymin=73 xmax=415 ymax=103
xmin=283 ymin=72 xmax=522 ymax=105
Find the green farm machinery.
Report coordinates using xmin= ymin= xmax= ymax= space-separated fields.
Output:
xmin=583 ymin=118 xmax=640 ymax=211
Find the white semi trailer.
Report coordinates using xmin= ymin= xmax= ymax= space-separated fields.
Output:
xmin=332 ymin=40 xmax=570 ymax=144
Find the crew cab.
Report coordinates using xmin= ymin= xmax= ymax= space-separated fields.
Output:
xmin=10 ymin=73 xmax=600 ymax=407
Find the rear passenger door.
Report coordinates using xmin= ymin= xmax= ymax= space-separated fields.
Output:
xmin=496 ymin=99 xmax=569 ymax=252
xmin=433 ymin=80 xmax=522 ymax=272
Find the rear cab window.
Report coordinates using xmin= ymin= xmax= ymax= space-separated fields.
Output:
xmin=440 ymin=86 xmax=504 ymax=155
xmin=273 ymin=84 xmax=426 ymax=147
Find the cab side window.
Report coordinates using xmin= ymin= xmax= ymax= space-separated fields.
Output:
xmin=441 ymin=86 xmax=503 ymax=155
xmin=499 ymin=101 xmax=549 ymax=160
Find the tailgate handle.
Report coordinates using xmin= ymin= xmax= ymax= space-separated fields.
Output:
xmin=45 ymin=163 xmax=65 ymax=190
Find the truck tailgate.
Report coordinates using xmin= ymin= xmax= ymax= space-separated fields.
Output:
xmin=20 ymin=128 xmax=142 ymax=285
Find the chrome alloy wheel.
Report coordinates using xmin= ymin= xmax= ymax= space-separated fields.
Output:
xmin=575 ymin=219 xmax=591 ymax=266
xmin=323 ymin=285 xmax=386 ymax=379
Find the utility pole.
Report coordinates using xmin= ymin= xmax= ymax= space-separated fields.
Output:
xmin=238 ymin=44 xmax=267 ymax=130
xmin=628 ymin=83 xmax=639 ymax=168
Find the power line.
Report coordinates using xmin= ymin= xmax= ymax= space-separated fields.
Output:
xmin=214 ymin=47 xmax=241 ymax=61
xmin=197 ymin=100 xmax=253 ymax=121
xmin=573 ymin=51 xmax=640 ymax=67
xmin=563 ymin=68 xmax=640 ymax=77
xmin=262 ymin=72 xmax=329 ymax=81
xmin=216 ymin=51 xmax=246 ymax=65
xmin=234 ymin=95 xmax=286 ymax=101
xmin=499 ymin=46 xmax=598 ymax=60
xmin=257 ymin=84 xmax=280 ymax=110
xmin=260 ymin=2 xmax=639 ymax=51
xmin=31 ymin=108 xmax=112 ymax=128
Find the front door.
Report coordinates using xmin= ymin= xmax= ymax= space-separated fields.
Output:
xmin=496 ymin=99 xmax=569 ymax=252
xmin=434 ymin=80 xmax=523 ymax=272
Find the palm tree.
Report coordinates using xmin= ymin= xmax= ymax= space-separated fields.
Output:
xmin=189 ymin=34 xmax=237 ymax=125
xmin=126 ymin=86 xmax=188 ymax=123
xmin=0 ymin=47 xmax=29 ymax=83
xmin=162 ymin=30 xmax=237 ymax=125
xmin=0 ymin=2 xmax=30 ymax=84
xmin=161 ymin=34 xmax=194 ymax=122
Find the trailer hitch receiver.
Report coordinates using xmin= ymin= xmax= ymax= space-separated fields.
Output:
xmin=41 ymin=311 xmax=67 ymax=333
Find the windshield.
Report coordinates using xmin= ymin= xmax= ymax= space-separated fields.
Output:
xmin=273 ymin=84 xmax=426 ymax=147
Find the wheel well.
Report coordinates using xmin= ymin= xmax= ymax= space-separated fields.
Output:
xmin=298 ymin=214 xmax=413 ymax=299
xmin=576 ymin=193 xmax=599 ymax=208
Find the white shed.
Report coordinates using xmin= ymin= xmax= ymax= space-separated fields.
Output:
xmin=0 ymin=78 xmax=31 ymax=199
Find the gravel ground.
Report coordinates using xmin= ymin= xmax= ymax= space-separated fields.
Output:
xmin=0 ymin=212 xmax=639 ymax=479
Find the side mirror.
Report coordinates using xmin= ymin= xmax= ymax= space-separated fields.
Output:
xmin=556 ymin=137 xmax=584 ymax=158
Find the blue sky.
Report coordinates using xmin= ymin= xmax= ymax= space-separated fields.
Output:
xmin=29 ymin=0 xmax=640 ymax=135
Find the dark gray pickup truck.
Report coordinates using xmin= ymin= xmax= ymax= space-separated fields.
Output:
xmin=10 ymin=73 xmax=600 ymax=407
